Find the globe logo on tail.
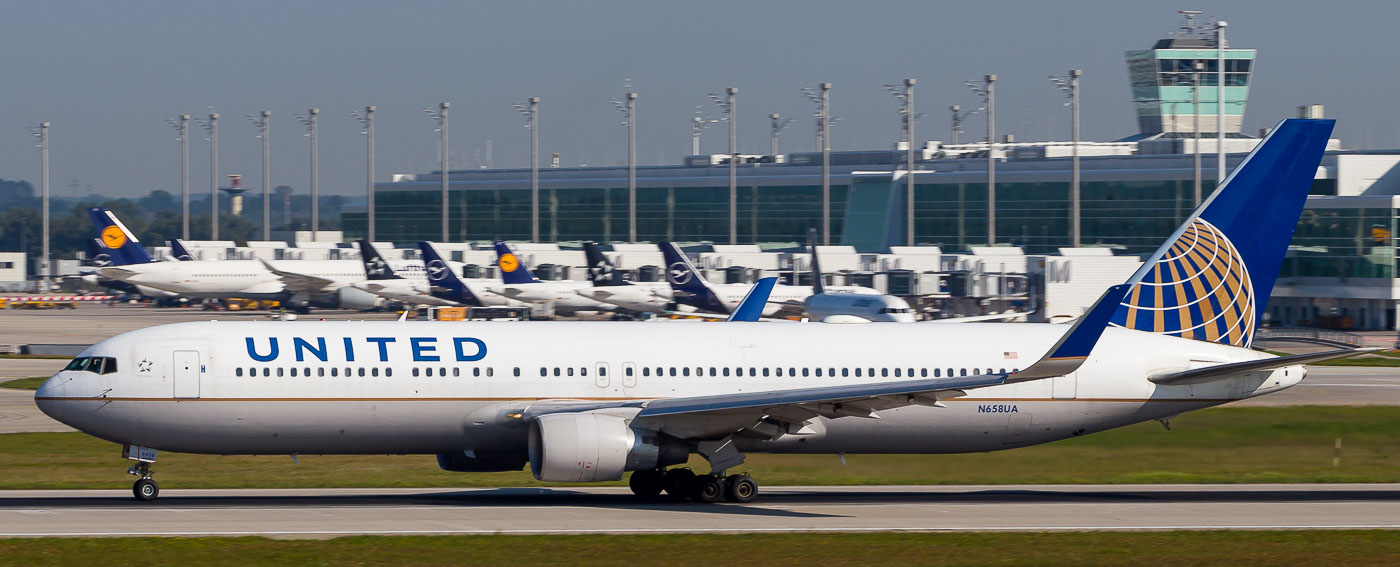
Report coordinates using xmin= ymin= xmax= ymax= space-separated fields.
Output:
xmin=1110 ymin=218 xmax=1256 ymax=347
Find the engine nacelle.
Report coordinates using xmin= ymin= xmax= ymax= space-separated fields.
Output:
xmin=336 ymin=287 xmax=383 ymax=311
xmin=529 ymin=412 xmax=688 ymax=483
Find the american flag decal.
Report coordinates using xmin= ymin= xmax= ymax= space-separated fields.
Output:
xmin=1003 ymin=352 xmax=1018 ymax=359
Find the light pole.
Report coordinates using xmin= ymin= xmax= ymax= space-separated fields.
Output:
xmin=196 ymin=112 xmax=219 ymax=240
xmin=803 ymin=82 xmax=832 ymax=245
xmin=885 ymin=78 xmax=918 ymax=246
xmin=246 ymin=111 xmax=271 ymax=240
xmin=295 ymin=108 xmax=320 ymax=241
xmin=710 ymin=88 xmax=738 ymax=244
xmin=1193 ymin=62 xmax=1203 ymax=206
xmin=167 ymin=115 xmax=190 ymax=239
xmin=692 ymin=106 xmax=717 ymax=155
xmin=351 ymin=106 xmax=375 ymax=241
xmin=965 ymin=75 xmax=996 ymax=246
xmin=1216 ymin=20 xmax=1228 ymax=184
xmin=423 ymin=102 xmax=450 ymax=242
xmin=609 ymin=90 xmax=637 ymax=242
xmin=514 ymin=98 xmax=540 ymax=242
xmin=28 ymin=123 xmax=48 ymax=287
xmin=1050 ymin=69 xmax=1082 ymax=247
xmin=769 ymin=113 xmax=792 ymax=157
xmin=950 ymin=105 xmax=981 ymax=144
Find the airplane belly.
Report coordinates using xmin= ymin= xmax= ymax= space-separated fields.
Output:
xmin=47 ymin=399 xmax=521 ymax=455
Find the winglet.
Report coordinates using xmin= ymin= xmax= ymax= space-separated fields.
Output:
xmin=168 ymin=238 xmax=196 ymax=261
xmin=1009 ymin=283 xmax=1131 ymax=382
xmin=727 ymin=277 xmax=778 ymax=322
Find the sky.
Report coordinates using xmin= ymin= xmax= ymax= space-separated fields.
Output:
xmin=1 ymin=0 xmax=1396 ymax=199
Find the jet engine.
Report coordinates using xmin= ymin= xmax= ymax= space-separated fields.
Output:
xmin=528 ymin=412 xmax=688 ymax=483
xmin=336 ymin=287 xmax=384 ymax=311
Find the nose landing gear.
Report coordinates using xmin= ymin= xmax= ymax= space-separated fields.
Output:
xmin=123 ymin=444 xmax=159 ymax=501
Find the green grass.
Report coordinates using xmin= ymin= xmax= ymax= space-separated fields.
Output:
xmin=0 ymin=377 xmax=46 ymax=390
xmin=1314 ymin=356 xmax=1400 ymax=367
xmin=0 ymin=532 xmax=1397 ymax=567
xmin=2 ymin=406 xmax=1397 ymax=490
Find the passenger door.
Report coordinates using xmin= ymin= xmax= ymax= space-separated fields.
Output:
xmin=172 ymin=350 xmax=201 ymax=399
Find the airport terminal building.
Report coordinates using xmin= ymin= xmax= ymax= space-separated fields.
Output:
xmin=337 ymin=18 xmax=1400 ymax=330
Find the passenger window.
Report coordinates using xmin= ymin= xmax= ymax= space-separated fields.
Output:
xmin=802 ymin=368 xmax=809 ymax=377
xmin=277 ymin=367 xmax=284 ymax=377
xmin=331 ymin=367 xmax=338 ymax=377
xmin=854 ymin=368 xmax=861 ymax=377
xmin=709 ymin=367 xmax=716 ymax=377
xmin=625 ymin=366 xmax=633 ymax=376
xmin=318 ymin=367 xmax=325 ymax=377
xmin=908 ymin=368 xmax=914 ymax=377
xmin=567 ymin=367 xmax=574 ymax=377
xmin=884 ymin=368 xmax=891 ymax=378
xmin=921 ymin=368 xmax=928 ymax=378
xmin=762 ymin=368 xmax=769 ymax=377
xmin=998 ymin=368 xmax=1005 ymax=374
xmin=358 ymin=368 xmax=366 ymax=377
xmin=413 ymin=368 xmax=420 ymax=377
xmin=263 ymin=368 xmax=271 ymax=377
xmin=385 ymin=368 xmax=392 ymax=377
xmin=473 ymin=367 xmax=481 ymax=377
xmin=722 ymin=367 xmax=730 ymax=377
xmin=453 ymin=367 xmax=460 ymax=377
xmin=669 ymin=367 xmax=677 ymax=377
xmin=948 ymin=368 xmax=955 ymax=377
xmin=868 ymin=368 xmax=875 ymax=377
xmin=933 ymin=368 xmax=940 ymax=377
xmin=788 ymin=367 xmax=795 ymax=377
xmin=682 ymin=368 xmax=690 ymax=377
xmin=554 ymin=368 xmax=561 ymax=377
xmin=513 ymin=367 xmax=520 ymax=377
xmin=236 ymin=367 xmax=243 ymax=377
xmin=842 ymin=368 xmax=849 ymax=377
xmin=973 ymin=368 xmax=981 ymax=375
xmin=828 ymin=367 xmax=835 ymax=376
xmin=540 ymin=367 xmax=547 ymax=377
xmin=643 ymin=367 xmax=651 ymax=377
xmin=986 ymin=368 xmax=993 ymax=375
xmin=749 ymin=368 xmax=756 ymax=377
xmin=440 ymin=367 xmax=448 ymax=377
xmin=598 ymin=367 xmax=605 ymax=376
xmin=372 ymin=368 xmax=380 ymax=377
xmin=487 ymin=368 xmax=494 ymax=377
xmin=581 ymin=367 xmax=588 ymax=377
xmin=345 ymin=367 xmax=351 ymax=377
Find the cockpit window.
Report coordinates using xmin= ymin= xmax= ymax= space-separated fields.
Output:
xmin=64 ymin=356 xmax=118 ymax=375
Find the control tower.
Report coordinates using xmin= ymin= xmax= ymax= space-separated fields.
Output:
xmin=1125 ymin=11 xmax=1256 ymax=138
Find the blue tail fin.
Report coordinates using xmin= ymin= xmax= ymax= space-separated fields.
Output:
xmin=583 ymin=241 xmax=628 ymax=287
xmin=493 ymin=241 xmax=541 ymax=284
xmin=88 ymin=208 xmax=152 ymax=265
xmin=356 ymin=240 xmax=400 ymax=280
xmin=418 ymin=241 xmax=483 ymax=306
xmin=1109 ymin=118 xmax=1335 ymax=347
xmin=727 ymin=277 xmax=778 ymax=322
xmin=659 ymin=242 xmax=727 ymax=313
xmin=168 ymin=238 xmax=196 ymax=261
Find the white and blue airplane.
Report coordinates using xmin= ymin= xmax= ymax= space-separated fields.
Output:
xmin=483 ymin=241 xmax=617 ymax=314
xmin=36 ymin=119 xmax=1371 ymax=504
xmin=660 ymin=242 xmax=881 ymax=317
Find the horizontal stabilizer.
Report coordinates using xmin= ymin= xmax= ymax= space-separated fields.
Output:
xmin=1149 ymin=347 xmax=1380 ymax=385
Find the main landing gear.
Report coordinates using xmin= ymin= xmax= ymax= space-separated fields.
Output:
xmin=628 ymin=468 xmax=759 ymax=504
xmin=123 ymin=444 xmax=159 ymax=501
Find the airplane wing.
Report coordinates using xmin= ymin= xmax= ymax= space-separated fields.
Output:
xmin=928 ymin=311 xmax=1033 ymax=323
xmin=1148 ymin=347 xmax=1380 ymax=385
xmin=257 ymin=259 xmax=337 ymax=292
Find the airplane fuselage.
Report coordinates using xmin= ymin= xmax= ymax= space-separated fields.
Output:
xmin=36 ymin=320 xmax=1298 ymax=457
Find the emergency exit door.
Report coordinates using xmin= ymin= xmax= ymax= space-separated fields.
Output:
xmin=173 ymin=350 xmax=201 ymax=399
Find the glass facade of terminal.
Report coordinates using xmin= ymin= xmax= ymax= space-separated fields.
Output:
xmin=1281 ymin=207 xmax=1396 ymax=280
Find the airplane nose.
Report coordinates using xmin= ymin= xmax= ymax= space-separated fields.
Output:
xmin=33 ymin=374 xmax=67 ymax=422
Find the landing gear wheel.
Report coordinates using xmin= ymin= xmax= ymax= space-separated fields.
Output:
xmin=629 ymin=470 xmax=665 ymax=499
xmin=133 ymin=478 xmax=159 ymax=501
xmin=690 ymin=474 xmax=725 ymax=503
xmin=724 ymin=474 xmax=757 ymax=503
xmin=663 ymin=468 xmax=696 ymax=499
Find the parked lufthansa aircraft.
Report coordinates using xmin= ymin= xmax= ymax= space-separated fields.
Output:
xmin=37 ymin=120 xmax=1371 ymax=505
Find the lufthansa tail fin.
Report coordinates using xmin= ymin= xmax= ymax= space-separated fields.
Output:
xmin=168 ymin=238 xmax=196 ymax=261
xmin=1109 ymin=119 xmax=1335 ymax=348
xmin=583 ymin=241 xmax=628 ymax=287
xmin=418 ymin=241 xmax=483 ymax=306
xmin=356 ymin=240 xmax=401 ymax=280
xmin=88 ymin=208 xmax=152 ymax=265
xmin=659 ymin=242 xmax=727 ymax=313
xmin=493 ymin=241 xmax=541 ymax=284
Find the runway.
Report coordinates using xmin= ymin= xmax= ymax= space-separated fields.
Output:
xmin=0 ymin=484 xmax=1395 ymax=538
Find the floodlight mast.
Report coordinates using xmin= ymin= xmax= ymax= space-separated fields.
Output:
xmin=27 ymin=123 xmax=49 ymax=287
xmin=1216 ymin=20 xmax=1228 ymax=184
xmin=1049 ymin=69 xmax=1082 ymax=247
xmin=885 ymin=78 xmax=918 ymax=246
xmin=295 ymin=109 xmax=320 ymax=241
xmin=609 ymin=86 xmax=637 ymax=242
xmin=196 ymin=112 xmax=220 ymax=240
xmin=965 ymin=75 xmax=996 ymax=245
xmin=167 ymin=115 xmax=191 ymax=239
xmin=423 ymin=103 xmax=450 ymax=242
xmin=691 ymin=106 xmax=718 ymax=155
xmin=247 ymin=111 xmax=271 ymax=241
xmin=769 ymin=113 xmax=792 ymax=157
xmin=803 ymin=82 xmax=832 ymax=245
xmin=513 ymin=98 xmax=540 ymax=242
xmin=351 ymin=107 xmax=375 ymax=242
xmin=710 ymin=88 xmax=738 ymax=244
